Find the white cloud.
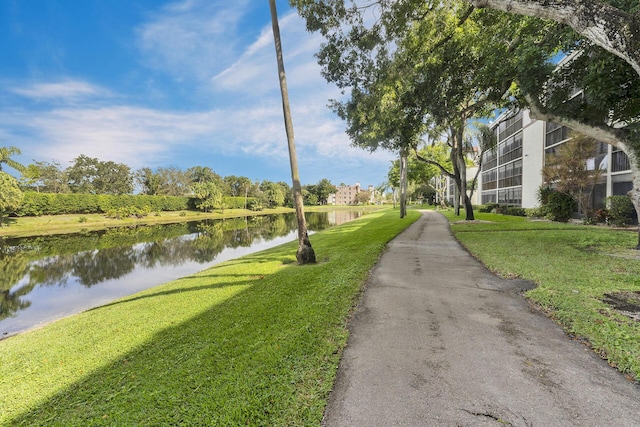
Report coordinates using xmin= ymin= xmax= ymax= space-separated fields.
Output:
xmin=0 ymin=2 xmax=395 ymax=185
xmin=211 ymin=11 xmax=325 ymax=95
xmin=136 ymin=0 xmax=252 ymax=81
xmin=10 ymin=80 xmax=112 ymax=102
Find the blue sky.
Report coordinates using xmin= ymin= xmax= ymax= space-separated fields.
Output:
xmin=0 ymin=0 xmax=394 ymax=188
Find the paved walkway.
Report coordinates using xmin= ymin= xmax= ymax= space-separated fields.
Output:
xmin=322 ymin=211 xmax=640 ymax=426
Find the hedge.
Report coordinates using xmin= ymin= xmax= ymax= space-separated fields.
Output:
xmin=15 ymin=194 xmax=263 ymax=217
xmin=222 ymin=196 xmax=259 ymax=209
xmin=16 ymin=193 xmax=191 ymax=217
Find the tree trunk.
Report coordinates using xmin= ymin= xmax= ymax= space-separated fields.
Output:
xmin=269 ymin=0 xmax=315 ymax=264
xmin=399 ymin=152 xmax=408 ymax=218
xmin=468 ymin=0 xmax=640 ymax=78
xmin=451 ymin=145 xmax=461 ymax=216
xmin=458 ymin=146 xmax=475 ymax=221
xmin=451 ymin=125 xmax=475 ymax=220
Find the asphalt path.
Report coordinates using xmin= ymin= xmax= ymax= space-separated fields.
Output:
xmin=322 ymin=210 xmax=640 ymax=426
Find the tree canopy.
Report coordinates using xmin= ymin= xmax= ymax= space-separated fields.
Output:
xmin=0 ymin=146 xmax=26 ymax=174
xmin=0 ymin=172 xmax=24 ymax=225
xmin=294 ymin=0 xmax=640 ymax=233
xmin=67 ymin=155 xmax=133 ymax=195
xmin=466 ymin=0 xmax=640 ymax=77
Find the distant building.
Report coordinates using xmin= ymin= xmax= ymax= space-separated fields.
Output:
xmin=330 ymin=183 xmax=376 ymax=205
xmin=333 ymin=183 xmax=360 ymax=205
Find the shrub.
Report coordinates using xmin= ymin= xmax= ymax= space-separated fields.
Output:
xmin=104 ymin=206 xmax=151 ymax=220
xmin=594 ymin=208 xmax=610 ymax=224
xmin=525 ymin=207 xmax=544 ymax=218
xmin=505 ymin=207 xmax=526 ymax=217
xmin=537 ymin=185 xmax=575 ymax=222
xmin=536 ymin=185 xmax=554 ymax=206
xmin=223 ymin=196 xmax=258 ymax=209
xmin=479 ymin=203 xmax=500 ymax=213
xmin=247 ymin=199 xmax=263 ymax=211
xmin=607 ymin=196 xmax=637 ymax=226
xmin=545 ymin=191 xmax=575 ymax=222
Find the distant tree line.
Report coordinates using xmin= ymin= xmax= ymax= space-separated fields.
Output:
xmin=0 ymin=149 xmax=347 ymax=221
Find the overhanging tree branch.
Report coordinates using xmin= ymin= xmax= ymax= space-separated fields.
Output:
xmin=414 ymin=150 xmax=455 ymax=179
xmin=468 ymin=0 xmax=640 ymax=77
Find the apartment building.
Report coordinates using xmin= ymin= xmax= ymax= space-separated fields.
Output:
xmin=330 ymin=183 xmax=376 ymax=205
xmin=476 ymin=109 xmax=633 ymax=209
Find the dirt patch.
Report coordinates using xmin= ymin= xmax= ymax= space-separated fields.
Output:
xmin=602 ymin=250 xmax=640 ymax=261
xmin=602 ymin=291 xmax=640 ymax=321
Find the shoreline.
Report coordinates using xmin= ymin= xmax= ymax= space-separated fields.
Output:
xmin=0 ymin=205 xmax=386 ymax=239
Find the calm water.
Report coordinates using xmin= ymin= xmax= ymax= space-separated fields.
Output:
xmin=0 ymin=211 xmax=364 ymax=338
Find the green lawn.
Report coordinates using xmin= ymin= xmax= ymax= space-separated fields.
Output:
xmin=443 ymin=210 xmax=640 ymax=380
xmin=0 ymin=209 xmax=419 ymax=426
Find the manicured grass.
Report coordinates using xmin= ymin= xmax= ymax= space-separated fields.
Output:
xmin=443 ymin=210 xmax=640 ymax=380
xmin=0 ymin=209 xmax=419 ymax=426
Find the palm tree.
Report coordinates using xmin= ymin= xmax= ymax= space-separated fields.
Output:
xmin=0 ymin=146 xmax=26 ymax=174
xmin=269 ymin=0 xmax=316 ymax=264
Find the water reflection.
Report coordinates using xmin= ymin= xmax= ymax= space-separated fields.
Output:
xmin=0 ymin=211 xmax=363 ymax=337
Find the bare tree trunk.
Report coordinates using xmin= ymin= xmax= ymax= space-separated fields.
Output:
xmin=269 ymin=0 xmax=315 ymax=264
xmin=399 ymin=152 xmax=408 ymax=218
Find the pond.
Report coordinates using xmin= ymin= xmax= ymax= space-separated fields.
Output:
xmin=0 ymin=211 xmax=365 ymax=338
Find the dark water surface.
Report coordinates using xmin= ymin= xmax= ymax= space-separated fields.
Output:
xmin=0 ymin=211 xmax=364 ymax=338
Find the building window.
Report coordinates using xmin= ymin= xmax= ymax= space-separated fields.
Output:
xmin=545 ymin=122 xmax=570 ymax=147
xmin=498 ymin=159 xmax=522 ymax=188
xmin=497 ymin=111 xmax=523 ymax=142
xmin=481 ymin=191 xmax=497 ymax=204
xmin=481 ymin=169 xmax=497 ymax=190
xmin=612 ymin=148 xmax=631 ymax=172
xmin=498 ymin=132 xmax=523 ymax=164
xmin=482 ymin=149 xmax=498 ymax=170
xmin=613 ymin=181 xmax=633 ymax=196
xmin=498 ymin=187 xmax=522 ymax=206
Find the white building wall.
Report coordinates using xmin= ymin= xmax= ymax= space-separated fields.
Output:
xmin=521 ymin=112 xmax=545 ymax=208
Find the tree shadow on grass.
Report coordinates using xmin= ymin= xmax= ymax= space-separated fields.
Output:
xmin=7 ymin=258 xmax=343 ymax=426
xmin=85 ymin=276 xmax=255 ymax=312
xmin=6 ymin=211 xmax=398 ymax=425
xmin=0 ymin=217 xmax=17 ymax=228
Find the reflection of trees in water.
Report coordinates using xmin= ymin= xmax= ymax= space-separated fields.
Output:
xmin=72 ymin=247 xmax=137 ymax=287
xmin=0 ymin=211 xmax=363 ymax=322
xmin=306 ymin=212 xmax=331 ymax=231
xmin=0 ymin=254 xmax=32 ymax=321
xmin=25 ymin=256 xmax=74 ymax=288
xmin=259 ymin=214 xmax=293 ymax=240
xmin=193 ymin=221 xmax=226 ymax=263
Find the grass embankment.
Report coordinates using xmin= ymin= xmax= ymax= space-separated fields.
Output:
xmin=0 ymin=209 xmax=419 ymax=426
xmin=443 ymin=210 xmax=640 ymax=380
xmin=0 ymin=205 xmax=384 ymax=239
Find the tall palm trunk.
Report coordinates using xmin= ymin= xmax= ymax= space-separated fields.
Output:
xmin=269 ymin=0 xmax=315 ymax=264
